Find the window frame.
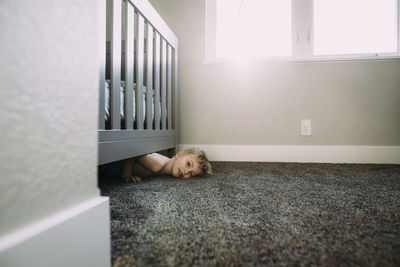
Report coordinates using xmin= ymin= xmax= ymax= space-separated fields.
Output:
xmin=205 ymin=0 xmax=400 ymax=63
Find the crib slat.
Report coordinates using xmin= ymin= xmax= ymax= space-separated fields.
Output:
xmin=161 ymin=39 xmax=167 ymax=130
xmin=167 ymin=45 xmax=172 ymax=130
xmin=136 ymin=14 xmax=144 ymax=130
xmin=128 ymin=0 xmax=178 ymax=50
xmin=173 ymin=48 xmax=178 ymax=137
xmin=154 ymin=32 xmax=161 ymax=130
xmin=125 ymin=3 xmax=134 ymax=129
xmin=98 ymin=0 xmax=106 ymax=130
xmin=110 ymin=0 xmax=122 ymax=129
xmin=146 ymin=24 xmax=154 ymax=130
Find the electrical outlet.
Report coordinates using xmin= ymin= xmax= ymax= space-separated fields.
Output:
xmin=301 ymin=119 xmax=312 ymax=136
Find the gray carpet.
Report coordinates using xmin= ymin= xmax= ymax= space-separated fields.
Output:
xmin=99 ymin=162 xmax=400 ymax=266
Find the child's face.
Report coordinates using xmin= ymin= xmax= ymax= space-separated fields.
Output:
xmin=172 ymin=153 xmax=202 ymax=179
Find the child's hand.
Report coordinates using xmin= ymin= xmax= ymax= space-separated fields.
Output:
xmin=123 ymin=175 xmax=142 ymax=184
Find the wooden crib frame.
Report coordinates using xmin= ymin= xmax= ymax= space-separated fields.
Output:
xmin=98 ymin=0 xmax=178 ymax=165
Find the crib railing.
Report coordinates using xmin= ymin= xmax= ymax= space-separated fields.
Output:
xmin=98 ymin=0 xmax=178 ymax=164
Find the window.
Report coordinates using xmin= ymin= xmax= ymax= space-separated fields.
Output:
xmin=216 ymin=0 xmax=292 ymax=59
xmin=314 ymin=0 xmax=397 ymax=55
xmin=205 ymin=0 xmax=400 ymax=62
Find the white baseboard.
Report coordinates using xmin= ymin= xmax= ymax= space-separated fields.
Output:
xmin=179 ymin=144 xmax=400 ymax=164
xmin=0 ymin=197 xmax=110 ymax=267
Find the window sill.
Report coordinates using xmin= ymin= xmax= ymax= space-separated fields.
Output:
xmin=202 ymin=54 xmax=400 ymax=65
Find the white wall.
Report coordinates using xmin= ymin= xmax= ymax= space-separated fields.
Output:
xmin=0 ymin=0 xmax=100 ymax=237
xmin=149 ymin=0 xmax=400 ymax=150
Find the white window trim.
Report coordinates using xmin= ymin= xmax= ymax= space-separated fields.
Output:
xmin=204 ymin=0 xmax=400 ymax=64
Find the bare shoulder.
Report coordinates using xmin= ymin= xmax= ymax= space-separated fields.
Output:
xmin=136 ymin=153 xmax=170 ymax=173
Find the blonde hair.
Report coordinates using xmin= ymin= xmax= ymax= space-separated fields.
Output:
xmin=183 ymin=148 xmax=212 ymax=175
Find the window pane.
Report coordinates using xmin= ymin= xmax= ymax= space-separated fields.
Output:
xmin=314 ymin=0 xmax=397 ymax=55
xmin=216 ymin=0 xmax=292 ymax=59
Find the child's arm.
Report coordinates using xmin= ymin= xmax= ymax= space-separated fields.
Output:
xmin=122 ymin=158 xmax=134 ymax=179
xmin=135 ymin=153 xmax=169 ymax=173
xmin=122 ymin=153 xmax=168 ymax=183
xmin=122 ymin=158 xmax=141 ymax=183
xmin=122 ymin=158 xmax=151 ymax=183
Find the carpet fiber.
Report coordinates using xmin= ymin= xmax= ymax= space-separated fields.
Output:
xmin=99 ymin=162 xmax=400 ymax=266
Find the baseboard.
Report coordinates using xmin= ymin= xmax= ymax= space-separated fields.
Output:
xmin=179 ymin=144 xmax=400 ymax=164
xmin=0 ymin=197 xmax=110 ymax=267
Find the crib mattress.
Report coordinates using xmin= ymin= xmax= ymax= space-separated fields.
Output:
xmin=104 ymin=80 xmax=159 ymax=128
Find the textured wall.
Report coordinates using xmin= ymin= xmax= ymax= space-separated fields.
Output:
xmin=0 ymin=0 xmax=100 ymax=236
xmin=150 ymin=0 xmax=400 ymax=146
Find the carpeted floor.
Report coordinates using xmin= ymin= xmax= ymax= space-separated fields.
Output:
xmin=99 ymin=162 xmax=400 ymax=266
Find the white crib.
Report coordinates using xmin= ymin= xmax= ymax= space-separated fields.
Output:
xmin=98 ymin=0 xmax=178 ymax=165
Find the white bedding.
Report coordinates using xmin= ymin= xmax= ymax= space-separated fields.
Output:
xmin=104 ymin=80 xmax=159 ymax=125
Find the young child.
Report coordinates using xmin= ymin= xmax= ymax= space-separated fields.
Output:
xmin=122 ymin=148 xmax=212 ymax=183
